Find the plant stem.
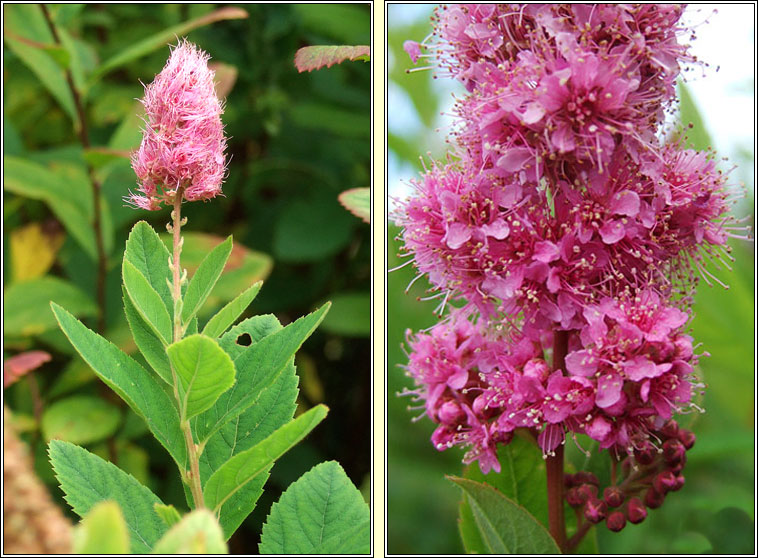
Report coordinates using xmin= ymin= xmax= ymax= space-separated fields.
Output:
xmin=172 ymin=193 xmax=184 ymax=342
xmin=169 ymin=192 xmax=205 ymax=509
xmin=566 ymin=519 xmax=593 ymax=553
xmin=40 ymin=4 xmax=107 ymax=334
xmin=546 ymin=330 xmax=569 ymax=552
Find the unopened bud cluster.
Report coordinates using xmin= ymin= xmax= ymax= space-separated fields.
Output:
xmin=565 ymin=418 xmax=695 ymax=532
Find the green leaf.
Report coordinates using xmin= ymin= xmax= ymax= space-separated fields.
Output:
xmin=200 ymin=315 xmax=298 ymax=538
xmin=154 ymin=503 xmax=182 ymax=528
xmin=92 ymin=440 xmax=151 ymax=487
xmin=462 ymin=436 xmax=549 ymax=528
xmin=449 ymin=477 xmax=560 ymax=554
xmin=458 ymin=490 xmax=487 ymax=554
xmin=192 ymin=303 xmax=330 ymax=442
xmin=42 ymin=395 xmax=121 ymax=445
xmin=123 ymin=288 xmax=173 ymax=384
xmin=124 ymin=221 xmax=174 ymax=313
xmin=3 ymin=5 xmax=76 ymax=121
xmin=122 ymin=259 xmax=173 ymax=346
xmin=4 ymin=277 xmax=97 ymax=337
xmin=182 ymin=236 xmax=233 ymax=325
xmin=49 ymin=440 xmax=167 ymax=554
xmin=699 ymin=507 xmax=754 ymax=555
xmin=295 ymin=45 xmax=370 ymax=72
xmin=89 ymin=7 xmax=249 ymax=85
xmin=318 ymin=522 xmax=371 ymax=554
xmin=51 ymin=303 xmax=187 ymax=468
xmin=108 ymin=104 xmax=144 ymax=151
xmin=204 ymin=405 xmax=328 ymax=513
xmin=151 ymin=509 xmax=228 ymax=554
xmin=4 ymin=156 xmax=96 ymax=259
xmin=166 ymin=334 xmax=236 ymax=421
xmin=73 ymin=501 xmax=130 ymax=554
xmin=201 ymin=281 xmax=262 ymax=338
xmin=320 ymin=292 xmax=369 ymax=336
xmin=273 ymin=198 xmax=355 ymax=263
xmin=259 ymin=461 xmax=370 ymax=554
xmin=677 ymin=81 xmax=713 ymax=151
xmin=338 ymin=187 xmax=370 ymax=223
xmin=218 ymin=314 xmax=282 ymax=358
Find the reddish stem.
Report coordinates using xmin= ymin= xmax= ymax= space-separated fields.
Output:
xmin=546 ymin=330 xmax=569 ymax=552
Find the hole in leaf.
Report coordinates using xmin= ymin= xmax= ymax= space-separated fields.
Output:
xmin=236 ymin=333 xmax=252 ymax=346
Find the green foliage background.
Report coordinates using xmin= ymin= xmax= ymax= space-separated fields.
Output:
xmin=387 ymin=5 xmax=755 ymax=555
xmin=3 ymin=4 xmax=370 ymax=553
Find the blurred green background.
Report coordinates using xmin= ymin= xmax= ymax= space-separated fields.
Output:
xmin=387 ymin=5 xmax=755 ymax=555
xmin=3 ymin=3 xmax=370 ymax=553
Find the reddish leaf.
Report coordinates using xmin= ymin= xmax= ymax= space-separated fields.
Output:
xmin=4 ymin=351 xmax=52 ymax=388
xmin=209 ymin=62 xmax=238 ymax=99
xmin=295 ymin=45 xmax=370 ymax=73
xmin=338 ymin=188 xmax=370 ymax=224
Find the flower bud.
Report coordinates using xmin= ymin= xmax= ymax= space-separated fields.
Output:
xmin=523 ymin=358 xmax=550 ymax=382
xmin=574 ymin=471 xmax=599 ymax=486
xmin=644 ymin=487 xmax=665 ymax=509
xmin=566 ymin=486 xmax=586 ymax=508
xmin=584 ymin=498 xmax=607 ymax=524
xmin=659 ymin=419 xmax=679 ymax=439
xmin=678 ymin=429 xmax=696 ymax=450
xmin=671 ymin=474 xmax=686 ymax=492
xmin=564 ymin=473 xmax=576 ymax=488
xmin=603 ymin=486 xmax=625 ymax=508
xmin=662 ymin=439 xmax=686 ymax=465
xmin=634 ymin=442 xmax=657 ymax=466
xmin=606 ymin=510 xmax=626 ymax=532
xmin=437 ymin=400 xmax=465 ymax=424
xmin=626 ymin=497 xmax=648 ymax=524
xmin=669 ymin=457 xmax=686 ymax=474
xmin=653 ymin=470 xmax=678 ymax=494
xmin=577 ymin=483 xmax=598 ymax=501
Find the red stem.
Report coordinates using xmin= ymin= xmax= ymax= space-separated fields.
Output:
xmin=546 ymin=330 xmax=569 ymax=552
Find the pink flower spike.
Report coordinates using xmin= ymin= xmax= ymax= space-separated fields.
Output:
xmin=128 ymin=39 xmax=227 ymax=210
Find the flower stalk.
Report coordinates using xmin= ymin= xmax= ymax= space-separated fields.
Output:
xmin=168 ymin=190 xmax=205 ymax=509
xmin=546 ymin=330 xmax=569 ymax=551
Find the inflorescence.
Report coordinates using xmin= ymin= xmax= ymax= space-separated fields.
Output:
xmin=395 ymin=4 xmax=747 ymax=529
xmin=128 ymin=39 xmax=227 ymax=210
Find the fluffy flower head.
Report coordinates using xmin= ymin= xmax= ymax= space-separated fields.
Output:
xmin=129 ymin=39 xmax=227 ymax=210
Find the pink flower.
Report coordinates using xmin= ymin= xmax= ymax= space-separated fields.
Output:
xmin=128 ymin=39 xmax=227 ymax=210
xmin=403 ymin=40 xmax=422 ymax=64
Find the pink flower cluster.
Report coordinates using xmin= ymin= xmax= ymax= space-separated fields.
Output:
xmin=397 ymin=4 xmax=741 ymax=473
xmin=129 ymin=39 xmax=227 ymax=210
